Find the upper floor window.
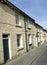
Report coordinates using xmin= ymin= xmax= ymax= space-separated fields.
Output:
xmin=27 ymin=20 xmax=31 ymax=29
xmin=16 ymin=14 xmax=22 ymax=26
xmin=16 ymin=14 xmax=19 ymax=25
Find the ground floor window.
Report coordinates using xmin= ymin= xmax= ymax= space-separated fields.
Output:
xmin=17 ymin=34 xmax=23 ymax=49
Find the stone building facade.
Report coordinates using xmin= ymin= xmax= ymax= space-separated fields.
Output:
xmin=0 ymin=0 xmax=47 ymax=64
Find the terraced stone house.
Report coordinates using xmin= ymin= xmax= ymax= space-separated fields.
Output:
xmin=0 ymin=0 xmax=36 ymax=64
xmin=24 ymin=16 xmax=36 ymax=51
xmin=0 ymin=0 xmax=47 ymax=64
xmin=35 ymin=23 xmax=47 ymax=47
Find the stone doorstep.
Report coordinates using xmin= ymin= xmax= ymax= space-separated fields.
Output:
xmin=4 ymin=44 xmax=47 ymax=65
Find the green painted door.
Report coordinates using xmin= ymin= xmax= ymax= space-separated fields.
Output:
xmin=3 ymin=38 xmax=9 ymax=62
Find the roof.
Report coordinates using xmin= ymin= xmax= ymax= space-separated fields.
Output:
xmin=35 ymin=22 xmax=43 ymax=29
xmin=0 ymin=0 xmax=35 ymax=22
xmin=43 ymin=28 xmax=47 ymax=32
xmin=0 ymin=0 xmax=47 ymax=31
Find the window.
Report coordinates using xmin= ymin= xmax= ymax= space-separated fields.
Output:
xmin=16 ymin=14 xmax=20 ymax=25
xmin=27 ymin=20 xmax=31 ymax=29
xmin=28 ymin=34 xmax=32 ymax=45
xmin=17 ymin=34 xmax=23 ymax=49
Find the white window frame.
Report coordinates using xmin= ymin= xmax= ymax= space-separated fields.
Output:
xmin=27 ymin=20 xmax=31 ymax=28
xmin=16 ymin=14 xmax=21 ymax=26
xmin=17 ymin=34 xmax=23 ymax=49
xmin=28 ymin=34 xmax=32 ymax=45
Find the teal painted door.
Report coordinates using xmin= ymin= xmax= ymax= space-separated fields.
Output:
xmin=3 ymin=38 xmax=9 ymax=62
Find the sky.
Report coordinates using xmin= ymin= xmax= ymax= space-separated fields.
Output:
xmin=9 ymin=0 xmax=47 ymax=29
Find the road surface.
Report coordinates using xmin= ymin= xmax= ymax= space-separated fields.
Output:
xmin=31 ymin=47 xmax=47 ymax=65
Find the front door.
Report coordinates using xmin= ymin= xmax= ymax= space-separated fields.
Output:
xmin=3 ymin=34 xmax=9 ymax=62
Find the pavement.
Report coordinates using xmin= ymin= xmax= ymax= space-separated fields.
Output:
xmin=5 ymin=43 xmax=47 ymax=65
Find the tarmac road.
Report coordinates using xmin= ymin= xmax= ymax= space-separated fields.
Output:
xmin=31 ymin=47 xmax=47 ymax=65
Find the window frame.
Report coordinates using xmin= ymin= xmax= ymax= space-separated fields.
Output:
xmin=28 ymin=34 xmax=32 ymax=45
xmin=27 ymin=19 xmax=31 ymax=29
xmin=16 ymin=14 xmax=21 ymax=26
xmin=17 ymin=34 xmax=23 ymax=49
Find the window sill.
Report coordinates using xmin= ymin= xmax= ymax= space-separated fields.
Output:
xmin=27 ymin=28 xmax=31 ymax=30
xmin=29 ymin=44 xmax=32 ymax=46
xmin=16 ymin=24 xmax=22 ymax=28
xmin=17 ymin=47 xmax=24 ymax=51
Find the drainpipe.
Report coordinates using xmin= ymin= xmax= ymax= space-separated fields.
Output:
xmin=36 ymin=29 xmax=38 ymax=47
xmin=40 ymin=32 xmax=42 ymax=44
xmin=24 ymin=16 xmax=28 ymax=52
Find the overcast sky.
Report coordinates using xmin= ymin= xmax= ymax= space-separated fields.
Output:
xmin=9 ymin=0 xmax=47 ymax=29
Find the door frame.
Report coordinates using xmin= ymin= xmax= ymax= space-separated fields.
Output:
xmin=8 ymin=35 xmax=12 ymax=59
xmin=2 ymin=34 xmax=12 ymax=61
